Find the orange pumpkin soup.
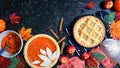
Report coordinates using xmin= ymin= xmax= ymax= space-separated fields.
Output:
xmin=1 ymin=33 xmax=21 ymax=53
xmin=27 ymin=37 xmax=57 ymax=67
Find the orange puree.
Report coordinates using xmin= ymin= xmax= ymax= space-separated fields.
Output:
xmin=27 ymin=37 xmax=57 ymax=66
xmin=1 ymin=33 xmax=21 ymax=53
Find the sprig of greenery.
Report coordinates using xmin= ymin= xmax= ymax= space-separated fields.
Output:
xmin=104 ymin=12 xmax=115 ymax=24
xmin=7 ymin=57 xmax=19 ymax=68
xmin=92 ymin=52 xmax=105 ymax=61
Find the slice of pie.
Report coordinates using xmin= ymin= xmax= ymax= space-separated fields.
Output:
xmin=24 ymin=34 xmax=60 ymax=68
xmin=73 ymin=16 xmax=105 ymax=48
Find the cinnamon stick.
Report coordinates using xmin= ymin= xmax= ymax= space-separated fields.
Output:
xmin=50 ymin=28 xmax=60 ymax=40
xmin=58 ymin=36 xmax=65 ymax=44
xmin=59 ymin=18 xmax=64 ymax=34
xmin=60 ymin=41 xmax=65 ymax=55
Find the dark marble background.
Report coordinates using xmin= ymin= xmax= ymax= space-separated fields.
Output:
xmin=0 ymin=0 xmax=103 ymax=33
xmin=0 ymin=0 xmax=119 ymax=68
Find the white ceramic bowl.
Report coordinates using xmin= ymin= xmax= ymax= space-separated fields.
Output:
xmin=0 ymin=30 xmax=23 ymax=58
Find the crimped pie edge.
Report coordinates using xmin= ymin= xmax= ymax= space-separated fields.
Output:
xmin=73 ymin=16 xmax=105 ymax=48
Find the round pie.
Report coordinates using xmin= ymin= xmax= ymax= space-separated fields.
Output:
xmin=73 ymin=16 xmax=105 ymax=48
xmin=24 ymin=34 xmax=60 ymax=68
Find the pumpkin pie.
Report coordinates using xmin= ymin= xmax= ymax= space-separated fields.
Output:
xmin=73 ymin=16 xmax=105 ymax=48
xmin=24 ymin=34 xmax=60 ymax=68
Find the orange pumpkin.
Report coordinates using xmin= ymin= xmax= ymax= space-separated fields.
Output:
xmin=114 ymin=0 xmax=120 ymax=12
xmin=0 ymin=19 xmax=6 ymax=32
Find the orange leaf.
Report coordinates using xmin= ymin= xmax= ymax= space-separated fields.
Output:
xmin=109 ymin=20 xmax=116 ymax=28
xmin=116 ymin=20 xmax=120 ymax=28
xmin=19 ymin=27 xmax=26 ymax=37
xmin=23 ymin=33 xmax=33 ymax=41
xmin=109 ymin=20 xmax=120 ymax=40
xmin=23 ymin=28 xmax=32 ymax=37
xmin=19 ymin=26 xmax=33 ymax=41
xmin=109 ymin=20 xmax=120 ymax=28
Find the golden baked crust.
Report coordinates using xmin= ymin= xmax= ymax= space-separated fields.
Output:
xmin=73 ymin=16 xmax=105 ymax=48
xmin=24 ymin=34 xmax=60 ymax=68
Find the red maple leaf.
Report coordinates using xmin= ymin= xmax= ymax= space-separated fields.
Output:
xmin=115 ymin=12 xmax=120 ymax=21
xmin=9 ymin=13 xmax=21 ymax=24
xmin=86 ymin=1 xmax=94 ymax=9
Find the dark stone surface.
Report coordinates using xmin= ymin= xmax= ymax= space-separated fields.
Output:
xmin=0 ymin=0 xmax=119 ymax=68
xmin=0 ymin=0 xmax=103 ymax=34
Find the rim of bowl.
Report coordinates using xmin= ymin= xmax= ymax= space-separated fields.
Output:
xmin=0 ymin=30 xmax=23 ymax=58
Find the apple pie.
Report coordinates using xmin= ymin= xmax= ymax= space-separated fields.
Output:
xmin=73 ymin=16 xmax=105 ymax=48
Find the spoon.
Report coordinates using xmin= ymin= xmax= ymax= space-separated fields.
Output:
xmin=0 ymin=46 xmax=8 ymax=55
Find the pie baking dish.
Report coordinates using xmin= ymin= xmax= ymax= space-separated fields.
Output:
xmin=73 ymin=16 xmax=105 ymax=48
xmin=24 ymin=34 xmax=60 ymax=68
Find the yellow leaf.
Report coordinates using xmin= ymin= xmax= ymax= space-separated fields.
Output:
xmin=23 ymin=34 xmax=33 ymax=41
xmin=115 ymin=20 xmax=120 ymax=28
xmin=109 ymin=21 xmax=116 ymax=28
xmin=109 ymin=20 xmax=120 ymax=39
xmin=19 ymin=26 xmax=26 ymax=37
xmin=23 ymin=28 xmax=32 ymax=37
xmin=18 ymin=26 xmax=33 ymax=41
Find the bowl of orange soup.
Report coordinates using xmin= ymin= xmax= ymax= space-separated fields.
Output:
xmin=0 ymin=30 xmax=23 ymax=58
xmin=24 ymin=34 xmax=60 ymax=68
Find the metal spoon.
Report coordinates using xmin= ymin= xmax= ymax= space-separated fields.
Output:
xmin=0 ymin=46 xmax=8 ymax=55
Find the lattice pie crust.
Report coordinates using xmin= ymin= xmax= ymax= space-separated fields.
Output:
xmin=73 ymin=16 xmax=105 ymax=48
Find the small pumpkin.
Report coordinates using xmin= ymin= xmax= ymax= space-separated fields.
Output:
xmin=0 ymin=19 xmax=6 ymax=32
xmin=114 ymin=0 xmax=120 ymax=12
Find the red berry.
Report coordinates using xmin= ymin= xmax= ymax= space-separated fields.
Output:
xmin=59 ymin=55 xmax=69 ymax=64
xmin=66 ymin=45 xmax=75 ymax=55
xmin=80 ymin=52 xmax=90 ymax=60
xmin=104 ymin=0 xmax=113 ymax=9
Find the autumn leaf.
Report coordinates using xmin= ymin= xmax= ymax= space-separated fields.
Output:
xmin=92 ymin=52 xmax=105 ymax=61
xmin=19 ymin=27 xmax=25 ymax=37
xmin=9 ymin=13 xmax=21 ymax=24
xmin=115 ymin=12 xmax=120 ymax=21
xmin=109 ymin=20 xmax=120 ymax=40
xmin=86 ymin=1 xmax=94 ymax=9
xmin=23 ymin=33 xmax=33 ymax=41
xmin=19 ymin=26 xmax=33 ymax=41
xmin=104 ymin=12 xmax=115 ymax=24
xmin=23 ymin=28 xmax=32 ymax=36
